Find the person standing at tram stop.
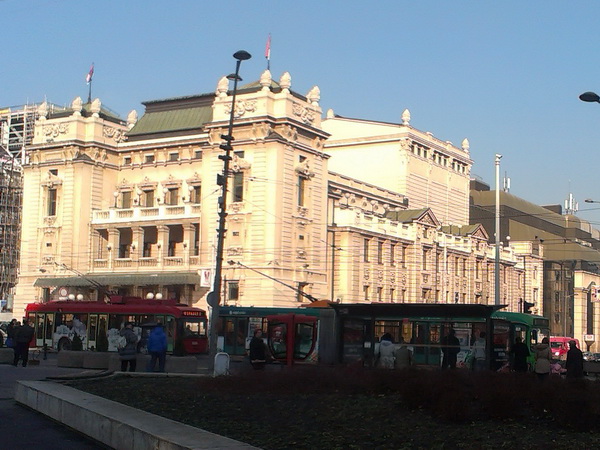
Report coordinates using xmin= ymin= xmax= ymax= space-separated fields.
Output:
xmin=533 ymin=337 xmax=552 ymax=380
xmin=6 ymin=319 xmax=18 ymax=349
xmin=565 ymin=340 xmax=584 ymax=379
xmin=472 ymin=331 xmax=487 ymax=371
xmin=13 ymin=320 xmax=34 ymax=367
xmin=147 ymin=323 xmax=168 ymax=373
xmin=394 ymin=337 xmax=413 ymax=369
xmin=249 ymin=328 xmax=268 ymax=369
xmin=119 ymin=322 xmax=139 ymax=372
xmin=510 ymin=336 xmax=530 ymax=373
xmin=441 ymin=329 xmax=460 ymax=369
xmin=377 ymin=333 xmax=395 ymax=369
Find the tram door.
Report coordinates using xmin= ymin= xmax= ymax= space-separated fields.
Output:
xmin=32 ymin=313 xmax=53 ymax=348
xmin=86 ymin=314 xmax=108 ymax=351
xmin=410 ymin=322 xmax=442 ymax=366
xmin=222 ymin=316 xmax=249 ymax=356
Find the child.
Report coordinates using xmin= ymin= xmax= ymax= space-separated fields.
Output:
xmin=550 ymin=361 xmax=566 ymax=376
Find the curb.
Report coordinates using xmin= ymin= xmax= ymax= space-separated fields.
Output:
xmin=15 ymin=380 xmax=259 ymax=449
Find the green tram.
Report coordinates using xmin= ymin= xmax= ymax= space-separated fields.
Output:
xmin=218 ymin=304 xmax=550 ymax=370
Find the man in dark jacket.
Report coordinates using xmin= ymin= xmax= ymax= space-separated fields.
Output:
xmin=249 ymin=329 xmax=267 ymax=369
xmin=441 ymin=329 xmax=460 ymax=369
xmin=565 ymin=340 xmax=584 ymax=379
xmin=510 ymin=336 xmax=530 ymax=373
xmin=146 ymin=323 xmax=168 ymax=373
xmin=13 ymin=320 xmax=34 ymax=367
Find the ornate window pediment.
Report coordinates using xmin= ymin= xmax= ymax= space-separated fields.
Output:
xmin=136 ymin=176 xmax=157 ymax=191
xmin=295 ymin=160 xmax=315 ymax=179
xmin=231 ymin=154 xmax=251 ymax=172
xmin=40 ymin=172 xmax=63 ymax=189
xmin=161 ymin=174 xmax=182 ymax=189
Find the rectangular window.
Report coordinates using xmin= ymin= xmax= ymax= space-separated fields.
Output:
xmin=377 ymin=287 xmax=383 ymax=302
xmin=193 ymin=150 xmax=202 ymax=160
xmin=390 ymin=288 xmax=395 ymax=303
xmin=363 ymin=285 xmax=369 ymax=301
xmin=122 ymin=191 xmax=132 ymax=209
xmin=190 ymin=185 xmax=201 ymax=204
xmin=47 ymin=188 xmax=57 ymax=216
xmin=143 ymin=190 xmax=154 ymax=207
xmin=145 ymin=154 xmax=155 ymax=164
xmin=363 ymin=238 xmax=370 ymax=262
xmin=169 ymin=153 xmax=179 ymax=162
xmin=462 ymin=259 xmax=467 ymax=277
xmin=123 ymin=156 xmax=131 ymax=165
xmin=377 ymin=240 xmax=384 ymax=264
xmin=228 ymin=281 xmax=239 ymax=302
xmin=400 ymin=245 xmax=407 ymax=268
xmin=476 ymin=260 xmax=481 ymax=279
xmin=233 ymin=172 xmax=244 ymax=202
xmin=422 ymin=248 xmax=429 ymax=270
xmin=166 ymin=188 xmax=179 ymax=205
xmin=455 ymin=257 xmax=460 ymax=276
xmin=390 ymin=244 xmax=396 ymax=266
xmin=297 ymin=177 xmax=306 ymax=206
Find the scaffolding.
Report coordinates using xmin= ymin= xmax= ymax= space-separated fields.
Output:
xmin=0 ymin=105 xmax=35 ymax=311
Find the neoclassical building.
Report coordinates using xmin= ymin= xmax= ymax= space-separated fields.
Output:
xmin=14 ymin=70 xmax=541 ymax=321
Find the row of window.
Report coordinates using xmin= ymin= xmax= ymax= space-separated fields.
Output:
xmin=410 ymin=143 xmax=468 ymax=173
xmin=122 ymin=150 xmax=202 ymax=166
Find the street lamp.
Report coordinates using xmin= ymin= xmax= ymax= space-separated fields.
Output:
xmin=580 ymin=92 xmax=600 ymax=103
xmin=208 ymin=50 xmax=252 ymax=363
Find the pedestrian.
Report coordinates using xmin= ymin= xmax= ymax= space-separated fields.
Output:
xmin=249 ymin=328 xmax=267 ymax=369
xmin=377 ymin=333 xmax=395 ymax=369
xmin=394 ymin=336 xmax=413 ymax=369
xmin=472 ymin=331 xmax=487 ymax=371
xmin=6 ymin=319 xmax=17 ymax=349
xmin=565 ymin=339 xmax=584 ymax=379
xmin=118 ymin=322 xmax=139 ymax=372
xmin=534 ymin=337 xmax=551 ymax=380
xmin=146 ymin=323 xmax=167 ymax=373
xmin=510 ymin=336 xmax=530 ymax=373
xmin=441 ymin=329 xmax=461 ymax=369
xmin=13 ymin=320 xmax=34 ymax=367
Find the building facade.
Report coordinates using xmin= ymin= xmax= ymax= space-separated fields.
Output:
xmin=15 ymin=70 xmax=537 ymax=329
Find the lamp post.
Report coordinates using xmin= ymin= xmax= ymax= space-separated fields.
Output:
xmin=580 ymin=92 xmax=600 ymax=103
xmin=208 ymin=50 xmax=251 ymax=363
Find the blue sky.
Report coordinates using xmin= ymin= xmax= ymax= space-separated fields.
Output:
xmin=4 ymin=1 xmax=600 ymax=227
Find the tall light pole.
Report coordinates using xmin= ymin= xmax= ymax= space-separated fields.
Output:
xmin=495 ymin=154 xmax=502 ymax=305
xmin=208 ymin=50 xmax=251 ymax=362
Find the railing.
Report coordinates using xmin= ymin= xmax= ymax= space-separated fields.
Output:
xmin=92 ymin=204 xmax=201 ymax=224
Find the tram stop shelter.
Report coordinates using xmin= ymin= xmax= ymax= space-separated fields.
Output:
xmin=329 ymin=303 xmax=505 ymax=369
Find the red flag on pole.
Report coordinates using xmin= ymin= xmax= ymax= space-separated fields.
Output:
xmin=86 ymin=63 xmax=94 ymax=85
xmin=265 ymin=34 xmax=271 ymax=61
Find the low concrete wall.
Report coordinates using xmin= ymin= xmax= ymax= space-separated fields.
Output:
xmin=57 ymin=350 xmax=85 ymax=368
xmin=0 ymin=348 xmax=13 ymax=364
xmin=108 ymin=354 xmax=198 ymax=373
xmin=15 ymin=380 xmax=257 ymax=450
xmin=83 ymin=352 xmax=110 ymax=369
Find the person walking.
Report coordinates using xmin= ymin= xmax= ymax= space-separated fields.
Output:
xmin=249 ymin=328 xmax=267 ymax=369
xmin=118 ymin=322 xmax=139 ymax=372
xmin=6 ymin=319 xmax=18 ymax=349
xmin=13 ymin=320 xmax=34 ymax=367
xmin=441 ymin=329 xmax=461 ymax=369
xmin=534 ymin=337 xmax=551 ymax=380
xmin=146 ymin=323 xmax=168 ymax=373
xmin=565 ymin=340 xmax=584 ymax=379
xmin=377 ymin=333 xmax=395 ymax=369
xmin=510 ymin=336 xmax=530 ymax=373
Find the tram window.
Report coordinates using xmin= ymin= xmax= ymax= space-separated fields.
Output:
xmin=183 ymin=320 xmax=205 ymax=337
xmin=294 ymin=323 xmax=315 ymax=359
xmin=45 ymin=314 xmax=53 ymax=340
xmin=36 ymin=315 xmax=44 ymax=340
xmin=270 ymin=324 xmax=287 ymax=359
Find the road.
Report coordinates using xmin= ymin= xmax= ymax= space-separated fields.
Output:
xmin=0 ymin=354 xmax=107 ymax=449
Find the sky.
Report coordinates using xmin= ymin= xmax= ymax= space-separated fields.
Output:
xmin=4 ymin=1 xmax=600 ymax=226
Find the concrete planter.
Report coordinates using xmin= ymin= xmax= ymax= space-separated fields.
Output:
xmin=57 ymin=350 xmax=85 ymax=368
xmin=83 ymin=352 xmax=110 ymax=369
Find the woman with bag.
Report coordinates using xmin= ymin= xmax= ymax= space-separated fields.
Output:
xmin=534 ymin=337 xmax=551 ymax=380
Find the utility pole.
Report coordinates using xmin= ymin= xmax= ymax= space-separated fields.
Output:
xmin=495 ymin=154 xmax=502 ymax=305
xmin=207 ymin=50 xmax=251 ymax=364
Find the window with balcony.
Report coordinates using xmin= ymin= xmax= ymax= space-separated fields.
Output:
xmin=190 ymin=185 xmax=201 ymax=204
xmin=233 ymin=172 xmax=244 ymax=202
xmin=166 ymin=188 xmax=179 ymax=206
xmin=143 ymin=190 xmax=154 ymax=207
xmin=122 ymin=191 xmax=132 ymax=209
